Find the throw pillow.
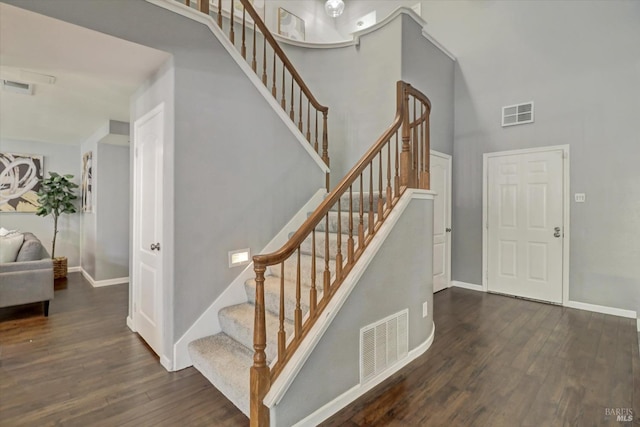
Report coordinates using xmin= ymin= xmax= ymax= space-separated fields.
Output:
xmin=0 ymin=227 xmax=18 ymax=237
xmin=0 ymin=233 xmax=24 ymax=263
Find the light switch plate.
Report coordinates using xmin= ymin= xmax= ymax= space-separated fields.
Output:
xmin=575 ymin=193 xmax=586 ymax=203
xmin=422 ymin=301 xmax=428 ymax=318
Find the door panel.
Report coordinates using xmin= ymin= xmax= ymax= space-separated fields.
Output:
xmin=487 ymin=150 xmax=563 ymax=303
xmin=431 ymin=153 xmax=451 ymax=293
xmin=133 ymin=105 xmax=164 ymax=357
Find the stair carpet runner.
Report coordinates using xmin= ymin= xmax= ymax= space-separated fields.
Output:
xmin=188 ymin=193 xmax=382 ymax=415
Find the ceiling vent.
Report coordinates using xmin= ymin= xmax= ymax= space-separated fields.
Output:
xmin=2 ymin=80 xmax=33 ymax=95
xmin=360 ymin=309 xmax=408 ymax=384
xmin=502 ymin=101 xmax=534 ymax=127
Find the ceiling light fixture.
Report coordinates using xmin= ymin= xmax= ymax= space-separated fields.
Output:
xmin=325 ymin=0 xmax=345 ymax=18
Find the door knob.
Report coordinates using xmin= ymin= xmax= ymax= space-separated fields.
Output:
xmin=446 ymin=228 xmax=452 ymax=232
xmin=150 ymin=243 xmax=161 ymax=251
xmin=553 ymin=227 xmax=561 ymax=238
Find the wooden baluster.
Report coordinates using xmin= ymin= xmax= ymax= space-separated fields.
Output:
xmin=298 ymin=88 xmax=303 ymax=131
xmin=185 ymin=0 xmax=190 ymax=7
xmin=322 ymin=111 xmax=330 ymax=191
xmin=418 ymin=103 xmax=424 ymax=188
xmin=281 ymin=65 xmax=286 ymax=109
xmin=335 ymin=199 xmax=343 ymax=281
xmin=306 ymin=100 xmax=311 ymax=143
xmin=229 ymin=0 xmax=235 ymax=44
xmin=252 ymin=22 xmax=257 ymax=72
xmin=387 ymin=137 xmax=393 ymax=211
xmin=278 ymin=263 xmax=285 ymax=361
xmin=323 ymin=214 xmax=331 ymax=294
xmin=289 ymin=77 xmax=295 ymax=120
xmin=321 ymin=111 xmax=329 ymax=166
xmin=412 ymin=97 xmax=420 ymax=188
xmin=241 ymin=8 xmax=247 ymax=59
xmin=423 ymin=111 xmax=431 ymax=190
xmin=314 ymin=111 xmax=319 ymax=153
xmin=295 ymin=248 xmax=302 ymax=337
xmin=369 ymin=164 xmax=374 ymax=234
xmin=271 ymin=51 xmax=276 ymax=97
xmin=400 ymin=83 xmax=411 ymax=188
xmin=250 ymin=264 xmax=270 ymax=427
xmin=217 ymin=0 xmax=222 ymax=27
xmin=394 ymin=132 xmax=400 ymax=196
xmin=378 ymin=152 xmax=384 ymax=219
xmin=348 ymin=185 xmax=354 ymax=264
xmin=199 ymin=0 xmax=209 ymax=13
xmin=358 ymin=174 xmax=364 ymax=249
xmin=310 ymin=229 xmax=317 ymax=315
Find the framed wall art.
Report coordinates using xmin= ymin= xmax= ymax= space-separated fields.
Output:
xmin=0 ymin=152 xmax=43 ymax=212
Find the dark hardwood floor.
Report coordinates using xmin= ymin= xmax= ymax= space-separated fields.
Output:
xmin=1 ymin=273 xmax=637 ymax=426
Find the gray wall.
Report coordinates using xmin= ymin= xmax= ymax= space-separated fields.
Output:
xmin=6 ymin=0 xmax=328 ymax=343
xmin=281 ymin=14 xmax=454 ymax=185
xmin=80 ymin=123 xmax=130 ymax=282
xmin=282 ymin=16 xmax=402 ymax=184
xmin=0 ymin=138 xmax=81 ymax=265
xmin=449 ymin=1 xmax=640 ymax=312
xmin=400 ymin=14 xmax=454 ymax=155
xmin=273 ymin=197 xmax=434 ymax=426
xmin=95 ymin=142 xmax=130 ymax=280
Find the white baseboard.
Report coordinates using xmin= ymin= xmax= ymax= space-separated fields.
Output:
xmin=451 ymin=280 xmax=483 ymax=292
xmin=289 ymin=322 xmax=435 ymax=427
xmin=68 ymin=266 xmax=81 ymax=273
xmin=172 ymin=189 xmax=328 ymax=371
xmin=564 ymin=300 xmax=636 ymax=319
xmin=126 ymin=316 xmax=136 ymax=332
xmin=81 ymin=268 xmax=129 ymax=288
xmin=160 ymin=355 xmax=173 ymax=372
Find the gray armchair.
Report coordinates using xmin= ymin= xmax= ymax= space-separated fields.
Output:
xmin=0 ymin=233 xmax=54 ymax=316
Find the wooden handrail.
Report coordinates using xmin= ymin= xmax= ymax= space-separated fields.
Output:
xmin=250 ymin=81 xmax=431 ymax=426
xmin=238 ymin=0 xmax=327 ymax=114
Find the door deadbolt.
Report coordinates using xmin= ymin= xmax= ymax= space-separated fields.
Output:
xmin=446 ymin=228 xmax=452 ymax=232
xmin=150 ymin=242 xmax=161 ymax=251
xmin=553 ymin=227 xmax=561 ymax=238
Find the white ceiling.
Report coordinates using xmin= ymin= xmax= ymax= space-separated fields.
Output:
xmin=0 ymin=3 xmax=171 ymax=146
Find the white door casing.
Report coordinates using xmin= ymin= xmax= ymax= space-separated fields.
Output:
xmin=485 ymin=147 xmax=566 ymax=304
xmin=132 ymin=103 xmax=164 ymax=356
xmin=431 ymin=151 xmax=451 ymax=293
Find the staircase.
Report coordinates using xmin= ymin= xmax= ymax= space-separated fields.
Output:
xmin=188 ymin=193 xmax=380 ymax=415
xmin=171 ymin=1 xmax=433 ymax=425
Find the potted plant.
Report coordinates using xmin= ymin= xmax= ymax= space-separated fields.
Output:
xmin=36 ymin=172 xmax=78 ymax=279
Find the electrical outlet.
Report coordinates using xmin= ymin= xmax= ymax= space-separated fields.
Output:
xmin=574 ymin=193 xmax=586 ymax=203
xmin=422 ymin=301 xmax=428 ymax=318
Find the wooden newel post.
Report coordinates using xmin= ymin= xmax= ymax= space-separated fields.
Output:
xmin=251 ymin=264 xmax=270 ymax=427
xmin=322 ymin=111 xmax=330 ymax=191
xmin=400 ymin=86 xmax=412 ymax=188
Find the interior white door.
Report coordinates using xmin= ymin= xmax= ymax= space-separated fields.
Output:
xmin=487 ymin=149 xmax=563 ymax=303
xmin=133 ymin=104 xmax=164 ymax=356
xmin=431 ymin=152 xmax=451 ymax=292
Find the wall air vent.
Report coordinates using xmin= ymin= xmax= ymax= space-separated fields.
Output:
xmin=360 ymin=309 xmax=408 ymax=384
xmin=502 ymin=101 xmax=534 ymax=127
xmin=2 ymin=80 xmax=33 ymax=95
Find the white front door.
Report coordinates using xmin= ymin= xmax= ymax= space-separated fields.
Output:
xmin=486 ymin=149 xmax=564 ymax=303
xmin=431 ymin=151 xmax=451 ymax=292
xmin=132 ymin=104 xmax=164 ymax=356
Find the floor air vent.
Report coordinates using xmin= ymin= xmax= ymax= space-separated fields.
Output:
xmin=360 ymin=309 xmax=408 ymax=383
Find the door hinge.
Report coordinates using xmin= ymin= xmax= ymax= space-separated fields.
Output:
xmin=485 ymin=270 xmax=488 ymax=280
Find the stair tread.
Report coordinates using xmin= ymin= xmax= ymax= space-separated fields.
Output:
xmin=188 ymin=333 xmax=252 ymax=416
xmin=219 ymin=302 xmax=293 ymax=364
